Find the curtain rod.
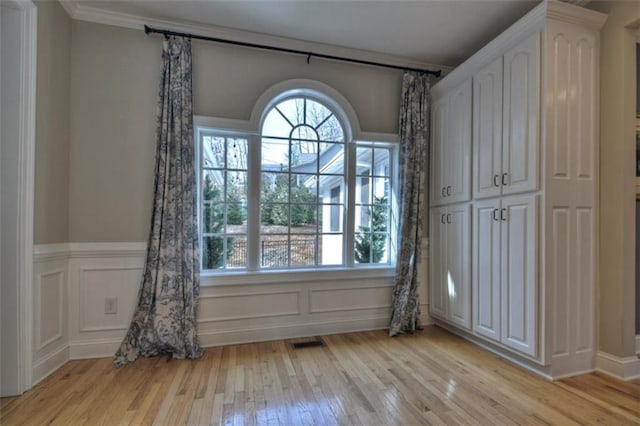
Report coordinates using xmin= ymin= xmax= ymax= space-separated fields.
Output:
xmin=144 ymin=25 xmax=441 ymax=78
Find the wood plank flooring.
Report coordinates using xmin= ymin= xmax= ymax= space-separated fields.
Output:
xmin=1 ymin=326 xmax=638 ymax=425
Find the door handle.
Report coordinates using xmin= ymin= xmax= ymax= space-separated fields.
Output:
xmin=446 ymin=186 xmax=452 ymax=196
xmin=442 ymin=187 xmax=446 ymax=197
xmin=441 ymin=214 xmax=446 ymax=224
xmin=493 ymin=174 xmax=500 ymax=187
xmin=501 ymin=208 xmax=507 ymax=221
xmin=502 ymin=173 xmax=508 ymax=186
xmin=493 ymin=208 xmax=499 ymax=221
xmin=446 ymin=213 xmax=452 ymax=224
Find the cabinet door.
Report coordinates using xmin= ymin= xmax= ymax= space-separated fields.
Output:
xmin=445 ymin=80 xmax=472 ymax=203
xmin=500 ymin=194 xmax=537 ymax=357
xmin=446 ymin=203 xmax=471 ymax=329
xmin=429 ymin=207 xmax=447 ymax=319
xmin=473 ymin=57 xmax=503 ymax=199
xmin=430 ymin=97 xmax=447 ymax=206
xmin=502 ymin=33 xmax=539 ymax=196
xmin=472 ymin=198 xmax=501 ymax=341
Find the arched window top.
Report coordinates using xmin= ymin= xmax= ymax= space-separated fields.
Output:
xmin=261 ymin=97 xmax=345 ymax=144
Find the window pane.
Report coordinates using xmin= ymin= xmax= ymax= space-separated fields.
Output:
xmin=202 ymin=202 xmax=224 ymax=234
xmin=226 ymin=203 xmax=247 ymax=234
xmin=356 ymin=147 xmax=373 ymax=175
xmin=320 ymin=234 xmax=343 ymax=265
xmin=318 ymin=143 xmax=345 ymax=173
xmin=262 ymin=108 xmax=293 ymax=138
xmin=316 ymin=114 xmax=344 ymax=142
xmin=227 ymin=170 xmax=248 ymax=199
xmin=261 ymin=172 xmax=289 ymax=201
xmin=291 ymin=204 xmax=317 ymax=233
xmin=202 ymin=235 xmax=230 ymax=270
xmin=276 ymin=98 xmax=305 ymax=126
xmin=227 ymin=138 xmax=248 ymax=170
xmin=261 ymin=138 xmax=290 ymax=170
xmin=260 ymin=236 xmax=289 ymax=268
xmin=373 ymin=148 xmax=390 ymax=177
xmin=202 ymin=171 xmax=224 ymax=201
xmin=373 ymin=177 xmax=390 ymax=200
xmin=226 ymin=236 xmax=247 ymax=268
xmin=306 ymin=99 xmax=332 ymax=128
xmin=290 ymin=236 xmax=317 ymax=266
xmin=202 ymin=135 xmax=226 ymax=169
xmin=261 ymin=203 xmax=289 ymax=232
xmin=290 ymin=174 xmax=317 ymax=199
xmin=354 ymin=232 xmax=388 ymax=264
xmin=355 ymin=205 xmax=371 ymax=230
xmin=319 ymin=204 xmax=343 ymax=233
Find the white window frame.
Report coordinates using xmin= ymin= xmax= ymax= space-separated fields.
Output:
xmin=195 ymin=80 xmax=400 ymax=284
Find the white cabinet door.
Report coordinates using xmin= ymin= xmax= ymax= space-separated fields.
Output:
xmin=430 ymin=97 xmax=447 ymax=206
xmin=473 ymin=57 xmax=503 ymax=199
xmin=429 ymin=207 xmax=447 ymax=319
xmin=445 ymin=80 xmax=472 ymax=204
xmin=502 ymin=33 xmax=539 ymax=196
xmin=446 ymin=203 xmax=471 ymax=330
xmin=472 ymin=198 xmax=501 ymax=341
xmin=500 ymin=194 xmax=537 ymax=357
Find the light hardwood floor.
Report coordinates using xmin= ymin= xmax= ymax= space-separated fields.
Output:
xmin=1 ymin=326 xmax=639 ymax=425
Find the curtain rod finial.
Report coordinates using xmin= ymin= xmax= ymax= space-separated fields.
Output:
xmin=144 ymin=25 xmax=152 ymax=35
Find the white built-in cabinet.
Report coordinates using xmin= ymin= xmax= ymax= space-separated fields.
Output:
xmin=430 ymin=80 xmax=472 ymax=206
xmin=429 ymin=204 xmax=471 ymax=329
xmin=428 ymin=1 xmax=606 ymax=379
xmin=472 ymin=195 xmax=538 ymax=356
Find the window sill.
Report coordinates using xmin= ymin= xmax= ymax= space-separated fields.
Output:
xmin=200 ymin=266 xmax=396 ymax=287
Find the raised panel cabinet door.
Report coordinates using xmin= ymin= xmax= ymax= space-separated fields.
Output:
xmin=500 ymin=194 xmax=538 ymax=357
xmin=430 ymin=97 xmax=447 ymax=206
xmin=473 ymin=57 xmax=503 ymax=199
xmin=472 ymin=198 xmax=501 ymax=341
xmin=429 ymin=207 xmax=447 ymax=319
xmin=446 ymin=203 xmax=471 ymax=329
xmin=445 ymin=79 xmax=472 ymax=204
xmin=502 ymin=33 xmax=540 ymax=196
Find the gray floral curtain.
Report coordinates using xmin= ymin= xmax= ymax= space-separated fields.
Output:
xmin=389 ymin=71 xmax=431 ymax=336
xmin=114 ymin=37 xmax=202 ymax=367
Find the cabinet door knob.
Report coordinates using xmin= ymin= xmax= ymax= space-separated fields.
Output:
xmin=442 ymin=187 xmax=446 ymax=197
xmin=446 ymin=213 xmax=452 ymax=224
xmin=446 ymin=186 xmax=452 ymax=196
xmin=502 ymin=173 xmax=508 ymax=186
xmin=493 ymin=174 xmax=500 ymax=187
xmin=501 ymin=208 xmax=507 ymax=221
xmin=441 ymin=214 xmax=446 ymax=224
xmin=493 ymin=208 xmax=499 ymax=221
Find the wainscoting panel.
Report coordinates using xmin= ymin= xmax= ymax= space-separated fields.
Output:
xmin=32 ymin=245 xmax=70 ymax=385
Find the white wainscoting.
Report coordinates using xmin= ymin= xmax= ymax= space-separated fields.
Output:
xmin=34 ymin=242 xmax=431 ymax=378
xmin=32 ymin=245 xmax=70 ymax=385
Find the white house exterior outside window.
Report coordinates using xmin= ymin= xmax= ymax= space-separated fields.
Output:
xmin=196 ymin=82 xmax=398 ymax=274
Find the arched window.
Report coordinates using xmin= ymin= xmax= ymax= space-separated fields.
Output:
xmin=196 ymin=84 xmax=396 ymax=273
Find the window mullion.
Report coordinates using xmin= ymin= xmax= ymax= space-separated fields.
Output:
xmin=345 ymin=142 xmax=356 ymax=267
xmin=247 ymin=134 xmax=261 ymax=271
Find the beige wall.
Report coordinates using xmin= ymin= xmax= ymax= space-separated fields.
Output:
xmin=587 ymin=0 xmax=640 ymax=357
xmin=68 ymin=20 xmax=402 ymax=242
xmin=34 ymin=0 xmax=71 ymax=244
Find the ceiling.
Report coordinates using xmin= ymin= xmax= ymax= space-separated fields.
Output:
xmin=71 ymin=0 xmax=545 ymax=67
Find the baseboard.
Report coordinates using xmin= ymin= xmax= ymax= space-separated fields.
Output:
xmin=32 ymin=345 xmax=70 ymax=386
xmin=595 ymin=351 xmax=640 ymax=381
xmin=68 ymin=315 xmax=393 ymax=359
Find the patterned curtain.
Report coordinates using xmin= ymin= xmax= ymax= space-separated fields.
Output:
xmin=389 ymin=71 xmax=431 ymax=336
xmin=114 ymin=37 xmax=203 ymax=367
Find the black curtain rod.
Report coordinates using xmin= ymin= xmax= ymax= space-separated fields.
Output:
xmin=144 ymin=25 xmax=441 ymax=78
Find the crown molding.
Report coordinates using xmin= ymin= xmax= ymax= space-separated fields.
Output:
xmin=58 ymin=0 xmax=77 ymax=18
xmin=547 ymin=0 xmax=607 ymax=30
xmin=62 ymin=1 xmax=452 ymax=75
